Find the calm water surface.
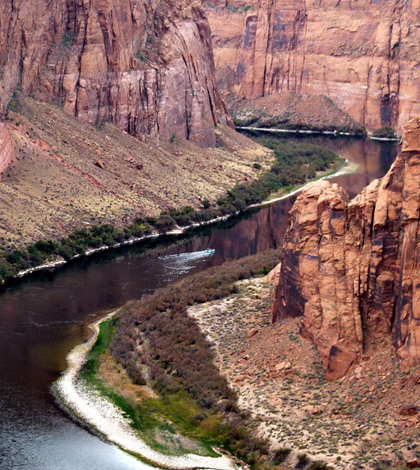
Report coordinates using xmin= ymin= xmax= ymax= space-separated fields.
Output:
xmin=0 ymin=137 xmax=398 ymax=469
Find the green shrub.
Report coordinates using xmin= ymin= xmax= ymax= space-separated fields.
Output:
xmin=272 ymin=448 xmax=291 ymax=464
xmin=110 ymin=248 xmax=282 ymax=467
xmin=310 ymin=461 xmax=333 ymax=470
xmin=372 ymin=126 xmax=397 ymax=139
xmin=296 ymin=453 xmax=310 ymax=469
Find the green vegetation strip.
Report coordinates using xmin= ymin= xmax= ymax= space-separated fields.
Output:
xmin=81 ymin=318 xmax=218 ymax=457
xmin=80 ymin=250 xmax=285 ymax=468
xmin=0 ymin=140 xmax=341 ymax=283
xmin=81 ymin=248 xmax=333 ymax=469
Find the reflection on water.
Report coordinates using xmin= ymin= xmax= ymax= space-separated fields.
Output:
xmin=0 ymin=136 xmax=398 ymax=469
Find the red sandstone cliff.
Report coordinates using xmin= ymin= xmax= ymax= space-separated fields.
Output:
xmin=206 ymin=0 xmax=420 ymax=132
xmin=0 ymin=0 xmax=230 ymax=147
xmin=272 ymin=118 xmax=420 ymax=380
xmin=0 ymin=123 xmax=13 ymax=178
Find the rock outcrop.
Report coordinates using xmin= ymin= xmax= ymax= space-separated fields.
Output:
xmin=206 ymin=0 xmax=420 ymax=132
xmin=0 ymin=123 xmax=13 ymax=177
xmin=0 ymin=0 xmax=230 ymax=147
xmin=272 ymin=117 xmax=420 ymax=380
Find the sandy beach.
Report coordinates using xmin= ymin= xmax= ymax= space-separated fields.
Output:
xmin=52 ymin=311 xmax=236 ymax=470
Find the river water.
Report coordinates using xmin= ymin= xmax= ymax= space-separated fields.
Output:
xmin=0 ymin=137 xmax=398 ymax=469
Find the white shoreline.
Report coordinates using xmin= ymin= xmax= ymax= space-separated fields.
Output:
xmin=52 ymin=311 xmax=236 ymax=470
xmin=15 ymin=216 xmax=232 ymax=280
xmin=249 ymin=159 xmax=357 ymax=208
xmin=236 ymin=125 xmax=359 ymax=137
xmin=14 ymin=158 xmax=355 ymax=282
xmin=237 ymin=125 xmax=400 ymax=141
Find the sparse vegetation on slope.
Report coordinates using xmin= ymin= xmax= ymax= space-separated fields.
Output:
xmin=0 ymin=130 xmax=341 ymax=283
xmin=106 ymin=249 xmax=284 ymax=468
xmin=230 ymin=94 xmax=367 ymax=137
xmin=0 ymin=94 xmax=271 ymax=247
xmin=189 ymin=278 xmax=420 ymax=469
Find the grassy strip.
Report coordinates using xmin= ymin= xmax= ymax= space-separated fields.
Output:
xmin=111 ymin=249 xmax=286 ymax=469
xmin=371 ymin=126 xmax=397 ymax=139
xmin=232 ymin=119 xmax=367 ymax=137
xmin=0 ymin=140 xmax=341 ymax=283
xmin=80 ymin=318 xmax=219 ymax=457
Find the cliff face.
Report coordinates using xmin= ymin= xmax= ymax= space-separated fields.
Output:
xmin=0 ymin=0 xmax=229 ymax=147
xmin=206 ymin=0 xmax=420 ymax=132
xmin=272 ymin=118 xmax=420 ymax=380
xmin=0 ymin=123 xmax=13 ymax=177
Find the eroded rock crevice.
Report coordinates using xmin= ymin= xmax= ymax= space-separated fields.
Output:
xmin=0 ymin=0 xmax=230 ymax=147
xmin=273 ymin=118 xmax=420 ymax=380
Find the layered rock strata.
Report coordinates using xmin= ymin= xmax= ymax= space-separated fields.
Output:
xmin=0 ymin=124 xmax=13 ymax=177
xmin=0 ymin=0 xmax=229 ymax=146
xmin=0 ymin=95 xmax=270 ymax=246
xmin=272 ymin=118 xmax=420 ymax=380
xmin=206 ymin=0 xmax=420 ymax=132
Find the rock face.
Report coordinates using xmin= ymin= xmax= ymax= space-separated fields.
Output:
xmin=272 ymin=117 xmax=420 ymax=380
xmin=0 ymin=123 xmax=13 ymax=177
xmin=0 ymin=0 xmax=230 ymax=146
xmin=206 ymin=0 xmax=420 ymax=132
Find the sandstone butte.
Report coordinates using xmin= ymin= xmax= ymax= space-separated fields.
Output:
xmin=205 ymin=0 xmax=420 ymax=133
xmin=0 ymin=0 xmax=231 ymax=149
xmin=272 ymin=117 xmax=420 ymax=381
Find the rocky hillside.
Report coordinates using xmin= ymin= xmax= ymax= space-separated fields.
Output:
xmin=0 ymin=95 xmax=270 ymax=248
xmin=0 ymin=123 xmax=13 ymax=177
xmin=0 ymin=1 xmax=277 ymax=247
xmin=0 ymin=0 xmax=230 ymax=147
xmin=272 ymin=117 xmax=420 ymax=380
xmin=205 ymin=0 xmax=420 ymax=132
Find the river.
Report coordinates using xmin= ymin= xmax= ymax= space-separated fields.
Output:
xmin=0 ymin=136 xmax=398 ymax=469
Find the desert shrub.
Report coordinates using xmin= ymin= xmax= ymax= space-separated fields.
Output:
xmin=272 ymin=448 xmax=292 ymax=464
xmin=310 ymin=461 xmax=333 ymax=470
xmin=372 ymin=126 xmax=397 ymax=139
xmin=154 ymin=213 xmax=176 ymax=232
xmin=110 ymin=248 xmax=282 ymax=467
xmin=296 ymin=453 xmax=310 ymax=469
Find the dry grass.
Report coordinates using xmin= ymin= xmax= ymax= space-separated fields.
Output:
xmin=0 ymin=95 xmax=273 ymax=248
xmin=97 ymin=353 xmax=156 ymax=404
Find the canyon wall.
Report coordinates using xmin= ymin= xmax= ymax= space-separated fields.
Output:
xmin=272 ymin=118 xmax=420 ymax=380
xmin=206 ymin=0 xmax=420 ymax=132
xmin=0 ymin=124 xmax=13 ymax=177
xmin=0 ymin=0 xmax=230 ymax=146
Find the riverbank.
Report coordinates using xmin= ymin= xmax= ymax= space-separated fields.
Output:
xmin=52 ymin=310 xmax=236 ymax=470
xmin=10 ymin=154 xmax=352 ymax=284
xmin=249 ymin=159 xmax=356 ymax=208
xmin=188 ymin=277 xmax=420 ymax=470
xmin=237 ymin=126 xmax=400 ymax=142
xmin=236 ymin=126 xmax=362 ymax=137
xmin=52 ymin=249 xmax=286 ymax=470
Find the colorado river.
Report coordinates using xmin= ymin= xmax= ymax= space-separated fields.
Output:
xmin=0 ymin=136 xmax=398 ymax=469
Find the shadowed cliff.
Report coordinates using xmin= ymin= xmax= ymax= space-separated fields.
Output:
xmin=206 ymin=0 xmax=420 ymax=133
xmin=0 ymin=0 xmax=231 ymax=147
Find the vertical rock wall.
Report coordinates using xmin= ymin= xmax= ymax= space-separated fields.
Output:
xmin=273 ymin=118 xmax=420 ymax=379
xmin=0 ymin=0 xmax=230 ymax=147
xmin=206 ymin=0 xmax=420 ymax=132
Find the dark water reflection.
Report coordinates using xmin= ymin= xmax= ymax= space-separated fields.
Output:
xmin=0 ymin=136 xmax=398 ymax=469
